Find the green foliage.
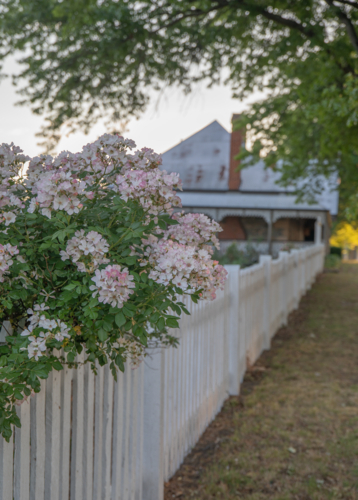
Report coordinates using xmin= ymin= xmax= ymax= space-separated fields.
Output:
xmin=325 ymin=254 xmax=341 ymax=269
xmin=1 ymin=0 xmax=358 ymax=208
xmin=214 ymin=242 xmax=259 ymax=268
xmin=0 ymin=200 xmax=189 ymax=439
xmin=330 ymin=246 xmax=343 ymax=257
xmin=0 ymin=139 xmax=216 ymax=441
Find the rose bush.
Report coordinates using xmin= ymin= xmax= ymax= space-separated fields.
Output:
xmin=0 ymin=135 xmax=227 ymax=440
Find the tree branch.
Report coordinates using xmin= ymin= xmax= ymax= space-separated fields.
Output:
xmin=154 ymin=0 xmax=317 ymax=39
xmin=238 ymin=2 xmax=317 ymax=39
xmin=150 ymin=0 xmax=354 ymax=73
xmin=325 ymin=0 xmax=358 ymax=53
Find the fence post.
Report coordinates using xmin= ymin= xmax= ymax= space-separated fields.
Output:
xmin=259 ymin=255 xmax=272 ymax=350
xmin=320 ymin=244 xmax=325 ymax=273
xmin=225 ymin=266 xmax=241 ymax=395
xmin=142 ymin=349 xmax=164 ymax=500
xmin=291 ymin=249 xmax=300 ymax=310
xmin=279 ymin=251 xmax=289 ymax=326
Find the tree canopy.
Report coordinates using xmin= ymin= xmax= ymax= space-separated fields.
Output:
xmin=1 ymin=0 xmax=358 ymax=208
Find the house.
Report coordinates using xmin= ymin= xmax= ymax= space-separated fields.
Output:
xmin=161 ymin=115 xmax=338 ymax=255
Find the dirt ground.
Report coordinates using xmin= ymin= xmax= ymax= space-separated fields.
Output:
xmin=164 ymin=264 xmax=358 ymax=500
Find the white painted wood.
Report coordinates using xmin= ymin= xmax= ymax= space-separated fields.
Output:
xmin=134 ymin=363 xmax=144 ymax=500
xmin=30 ymin=380 xmax=46 ymax=500
xmin=93 ymin=362 xmax=105 ymax=500
xmin=259 ymin=255 xmax=271 ymax=350
xmin=111 ymin=369 xmax=124 ymax=500
xmin=70 ymin=351 xmax=85 ymax=500
xmin=101 ymin=364 xmax=114 ymax=500
xmin=14 ymin=400 xmax=31 ymax=500
xmin=83 ymin=361 xmax=95 ymax=500
xmin=122 ymin=363 xmax=132 ymax=500
xmin=60 ymin=357 xmax=72 ymax=500
xmin=0 ymin=431 xmax=13 ymax=500
xmin=142 ymin=350 xmax=164 ymax=500
xmin=44 ymin=364 xmax=62 ymax=500
xmin=0 ymin=244 xmax=325 ymax=500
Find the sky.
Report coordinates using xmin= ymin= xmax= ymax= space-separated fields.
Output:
xmin=0 ymin=58 xmax=262 ymax=157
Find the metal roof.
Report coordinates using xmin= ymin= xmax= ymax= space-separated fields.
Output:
xmin=162 ymin=121 xmax=230 ymax=191
xmin=161 ymin=121 xmax=339 ymax=215
xmin=178 ymin=191 xmax=328 ymax=211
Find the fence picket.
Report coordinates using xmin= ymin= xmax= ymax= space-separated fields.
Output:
xmin=14 ymin=402 xmax=30 ymax=500
xmin=102 ymin=364 xmax=114 ymax=500
xmin=111 ymin=369 xmax=124 ymax=500
xmin=83 ymin=361 xmax=95 ymax=500
xmin=70 ymin=350 xmax=85 ymax=500
xmin=60 ymin=359 xmax=72 ymax=500
xmin=1 ymin=244 xmax=325 ymax=500
xmin=93 ymin=363 xmax=105 ymax=500
xmin=44 ymin=366 xmax=62 ymax=500
xmin=0 ymin=432 xmax=13 ymax=500
xmin=30 ymin=380 xmax=46 ymax=500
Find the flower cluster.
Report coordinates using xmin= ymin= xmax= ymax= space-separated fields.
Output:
xmin=0 ymin=142 xmax=30 ymax=178
xmin=164 ymin=212 xmax=222 ymax=253
xmin=20 ymin=304 xmax=71 ymax=360
xmin=0 ymin=134 xmax=228 ymax=439
xmin=21 ymin=335 xmax=47 ymax=361
xmin=0 ymin=243 xmax=18 ymax=282
xmin=28 ymin=170 xmax=86 ymax=219
xmin=0 ymin=143 xmax=28 ymax=211
xmin=0 ymin=211 xmax=16 ymax=226
xmin=142 ymin=238 xmax=227 ymax=300
xmin=118 ymin=336 xmax=145 ymax=368
xmin=115 ymin=169 xmax=182 ymax=216
xmin=60 ymin=230 xmax=110 ymax=272
xmin=90 ymin=265 xmax=136 ymax=308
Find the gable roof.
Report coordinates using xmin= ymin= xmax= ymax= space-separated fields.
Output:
xmin=161 ymin=121 xmax=230 ymax=191
xmin=161 ymin=120 xmax=339 ymax=215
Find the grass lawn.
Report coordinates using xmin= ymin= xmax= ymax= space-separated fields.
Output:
xmin=165 ymin=264 xmax=358 ymax=500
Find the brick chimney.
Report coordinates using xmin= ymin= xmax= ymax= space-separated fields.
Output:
xmin=229 ymin=113 xmax=244 ymax=190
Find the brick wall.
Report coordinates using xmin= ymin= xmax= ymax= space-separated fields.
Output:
xmin=218 ymin=216 xmax=246 ymax=240
xmin=229 ymin=114 xmax=243 ymax=190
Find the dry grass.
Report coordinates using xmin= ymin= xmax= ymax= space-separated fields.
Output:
xmin=165 ymin=264 xmax=358 ymax=500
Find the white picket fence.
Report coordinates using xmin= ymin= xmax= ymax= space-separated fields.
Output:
xmin=0 ymin=245 xmax=325 ymax=500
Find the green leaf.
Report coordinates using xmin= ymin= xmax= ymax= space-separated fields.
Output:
xmin=166 ymin=318 xmax=179 ymax=328
xmin=157 ymin=317 xmax=165 ymax=331
xmin=150 ymin=312 xmax=160 ymax=323
xmin=137 ymin=330 xmax=147 ymax=346
xmin=124 ymin=321 xmax=132 ymax=331
xmin=98 ymin=329 xmax=108 ymax=342
xmin=23 ymin=387 xmax=31 ymax=397
xmin=115 ymin=354 xmax=125 ymax=372
xmin=123 ymin=256 xmax=137 ymax=265
xmin=122 ymin=307 xmax=135 ymax=317
xmin=63 ymin=282 xmax=80 ymax=291
xmin=67 ymin=352 xmax=75 ymax=363
xmin=140 ymin=272 xmax=148 ymax=283
xmin=115 ymin=312 xmax=126 ymax=328
xmin=89 ymin=297 xmax=98 ymax=307
xmin=14 ymin=390 xmax=23 ymax=400
xmin=32 ymin=369 xmax=49 ymax=379
xmin=52 ymin=360 xmax=63 ymax=371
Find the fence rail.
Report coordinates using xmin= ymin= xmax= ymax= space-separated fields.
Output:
xmin=0 ymin=245 xmax=325 ymax=500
